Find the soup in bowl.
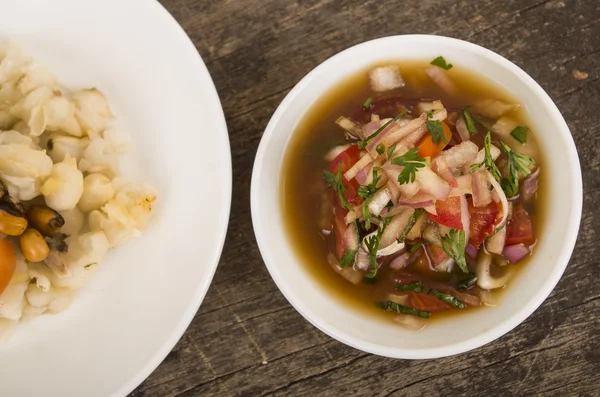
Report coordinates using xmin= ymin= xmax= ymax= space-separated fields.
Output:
xmin=251 ymin=35 xmax=582 ymax=358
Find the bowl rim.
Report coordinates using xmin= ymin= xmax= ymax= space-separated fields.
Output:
xmin=251 ymin=34 xmax=582 ymax=359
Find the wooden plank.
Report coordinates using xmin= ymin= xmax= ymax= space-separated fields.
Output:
xmin=131 ymin=0 xmax=600 ymax=395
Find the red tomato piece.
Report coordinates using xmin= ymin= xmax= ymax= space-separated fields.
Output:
xmin=505 ymin=203 xmax=535 ymax=245
xmin=427 ymin=244 xmax=450 ymax=266
xmin=469 ymin=200 xmax=500 ymax=248
xmin=408 ymin=292 xmax=452 ymax=312
xmin=428 ymin=196 xmax=463 ymax=230
xmin=329 ymin=145 xmax=361 ymax=205
xmin=332 ymin=200 xmax=349 ymax=260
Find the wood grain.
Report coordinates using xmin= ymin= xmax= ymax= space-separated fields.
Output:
xmin=131 ymin=0 xmax=600 ymax=395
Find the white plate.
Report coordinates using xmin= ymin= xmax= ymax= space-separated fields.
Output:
xmin=0 ymin=1 xmax=231 ymax=396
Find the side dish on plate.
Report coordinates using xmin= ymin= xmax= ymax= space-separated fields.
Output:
xmin=282 ymin=57 xmax=542 ymax=330
xmin=0 ymin=42 xmax=156 ymax=339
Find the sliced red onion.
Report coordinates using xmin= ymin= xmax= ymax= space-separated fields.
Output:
xmin=472 ymin=169 xmax=492 ymax=208
xmin=503 ymin=244 xmax=530 ymax=264
xmin=450 ymin=174 xmax=473 ymax=197
xmin=388 ymin=252 xmax=412 ymax=270
xmin=521 ymin=167 xmax=540 ymax=201
xmin=491 ymin=116 xmax=519 ymax=141
xmin=397 ymin=192 xmax=435 ymax=208
xmin=380 ymin=116 xmax=425 ymax=149
xmin=327 ymin=253 xmax=363 ymax=284
xmin=415 ymin=167 xmax=450 ymax=201
xmin=439 ymin=141 xmax=479 ymax=169
xmin=425 ymin=67 xmax=458 ymax=95
xmin=431 ymin=155 xmax=457 ymax=187
xmin=355 ymin=167 xmax=369 ymax=185
xmin=354 ymin=248 xmax=370 ymax=271
xmin=399 ymin=124 xmax=429 ymax=148
xmin=362 ymin=120 xmax=381 ymax=138
xmin=382 ymin=164 xmax=420 ymax=199
xmin=320 ymin=229 xmax=332 ymax=237
xmin=507 ymin=193 xmax=521 ymax=201
xmin=344 ymin=152 xmax=373 ymax=180
xmin=455 ymin=115 xmax=470 ymax=142
xmin=386 ymin=179 xmax=401 ymax=203
xmin=369 ymin=65 xmax=405 ymax=92
xmin=466 ymin=144 xmax=500 ymax=173
xmin=466 ymin=244 xmax=478 ymax=258
xmin=416 ymin=100 xmax=445 ymax=115
xmin=487 ymin=170 xmax=509 ymax=231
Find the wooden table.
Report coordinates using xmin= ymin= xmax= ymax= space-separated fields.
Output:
xmin=132 ymin=0 xmax=600 ymax=395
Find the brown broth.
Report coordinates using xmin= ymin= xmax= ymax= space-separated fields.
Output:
xmin=280 ymin=61 xmax=546 ymax=323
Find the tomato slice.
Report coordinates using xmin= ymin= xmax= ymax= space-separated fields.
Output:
xmin=469 ymin=199 xmax=500 ymax=247
xmin=332 ymin=200 xmax=349 ymax=260
xmin=329 ymin=145 xmax=361 ymax=205
xmin=506 ymin=203 xmax=535 ymax=245
xmin=428 ymin=196 xmax=463 ymax=230
xmin=417 ymin=121 xmax=453 ymax=158
xmin=0 ymin=238 xmax=16 ymax=295
xmin=427 ymin=244 xmax=450 ymax=266
xmin=408 ymin=293 xmax=452 ymax=312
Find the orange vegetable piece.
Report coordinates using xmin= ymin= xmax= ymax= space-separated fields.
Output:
xmin=0 ymin=238 xmax=16 ymax=295
xmin=417 ymin=121 xmax=453 ymax=158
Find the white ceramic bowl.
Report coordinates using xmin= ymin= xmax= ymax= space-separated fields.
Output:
xmin=251 ymin=35 xmax=582 ymax=359
xmin=0 ymin=1 xmax=231 ymax=395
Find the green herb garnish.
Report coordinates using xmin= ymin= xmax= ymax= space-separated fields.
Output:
xmin=397 ymin=208 xmax=425 ymax=243
xmin=457 ymin=274 xmax=478 ymax=291
xmin=441 ymin=229 xmax=468 ymax=273
xmin=358 ymin=109 xmax=407 ymax=150
xmin=323 ymin=163 xmax=353 ymax=211
xmin=500 ymin=141 xmax=535 ymax=197
xmin=462 ymin=108 xmax=478 ymax=134
xmin=396 ymin=282 xmax=466 ymax=308
xmin=510 ymin=126 xmax=528 ymax=144
xmin=469 ymin=131 xmax=501 ymax=181
xmin=357 ymin=168 xmax=382 ymax=200
xmin=410 ymin=242 xmax=423 ymax=254
xmin=363 ymin=97 xmax=373 ymax=109
xmin=391 ymin=148 xmax=426 ymax=184
xmin=386 ymin=144 xmax=397 ymax=159
xmin=426 ymin=110 xmax=447 ymax=144
xmin=364 ymin=217 xmax=391 ymax=279
xmin=375 ymin=301 xmax=430 ymax=318
xmin=430 ymin=56 xmax=453 ymax=70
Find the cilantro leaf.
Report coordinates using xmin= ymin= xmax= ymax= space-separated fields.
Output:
xmin=396 ymin=281 xmax=466 ymax=308
xmin=430 ymin=56 xmax=453 ymax=70
xmin=364 ymin=217 xmax=391 ymax=279
xmin=441 ymin=229 xmax=468 ymax=273
xmin=469 ymin=131 xmax=501 ymax=181
xmin=391 ymin=148 xmax=426 ymax=184
xmin=510 ymin=126 xmax=528 ymax=144
xmin=387 ymin=144 xmax=397 ymax=159
xmin=457 ymin=274 xmax=478 ymax=291
xmin=374 ymin=301 xmax=430 ymax=318
xmin=462 ymin=108 xmax=478 ymax=134
xmin=500 ymin=141 xmax=535 ymax=197
xmin=322 ymin=163 xmax=353 ymax=211
xmin=357 ymin=169 xmax=382 ymax=200
xmin=426 ymin=110 xmax=447 ymax=144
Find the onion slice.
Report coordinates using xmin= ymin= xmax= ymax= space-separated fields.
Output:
xmin=471 ymin=169 xmax=491 ymax=208
xmin=415 ymin=167 xmax=450 ymax=201
xmin=455 ymin=115 xmax=470 ymax=142
xmin=486 ymin=170 xmax=509 ymax=231
xmin=502 ymin=243 xmax=530 ymax=263
xmin=460 ymin=195 xmax=470 ymax=244
xmin=425 ymin=67 xmax=458 ymax=95
xmin=394 ymin=314 xmax=427 ymax=331
xmin=476 ymin=251 xmax=513 ymax=290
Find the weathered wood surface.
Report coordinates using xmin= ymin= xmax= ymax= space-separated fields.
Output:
xmin=132 ymin=0 xmax=600 ymax=395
